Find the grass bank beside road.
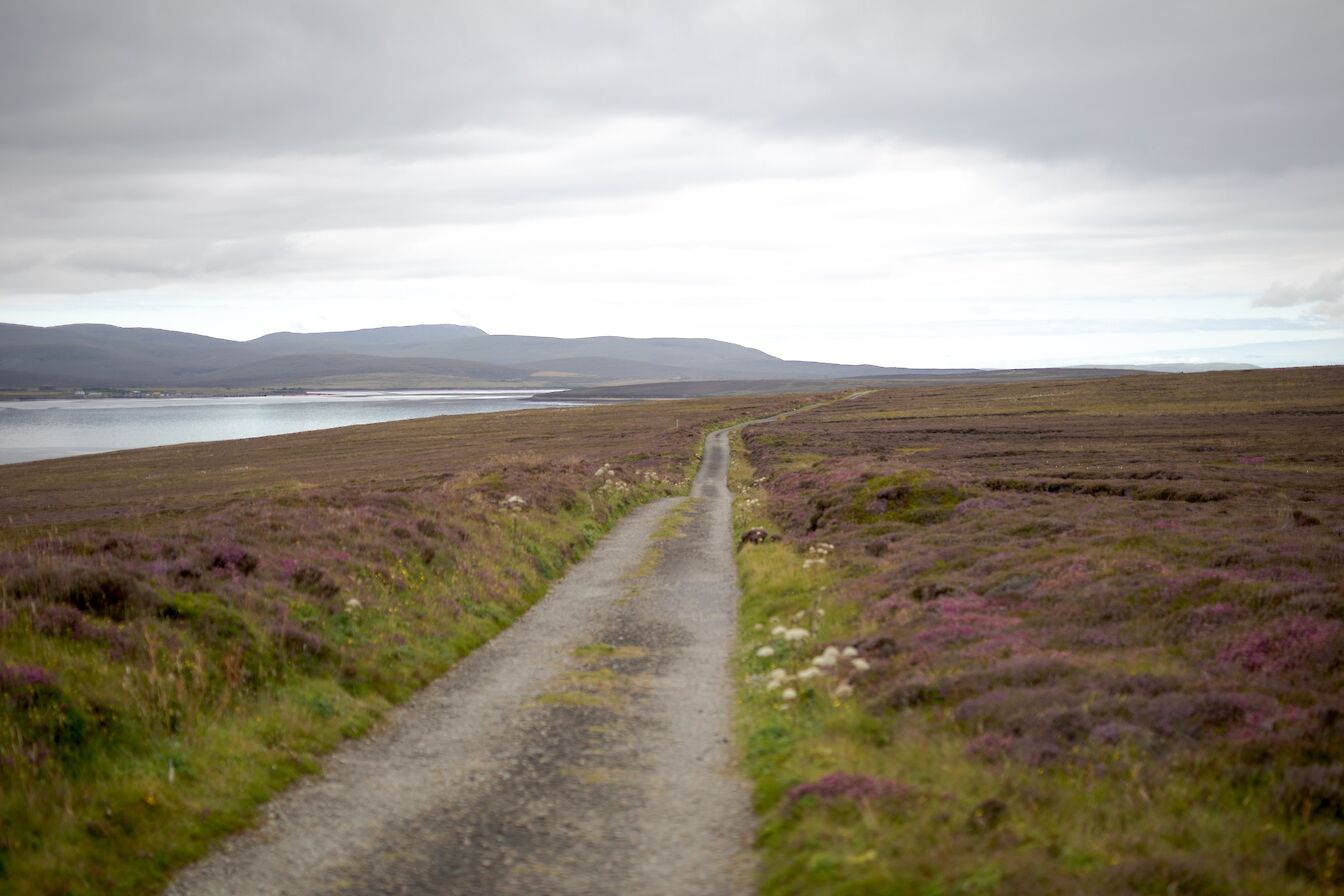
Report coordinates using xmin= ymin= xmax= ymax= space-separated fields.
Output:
xmin=732 ymin=368 xmax=1344 ymax=895
xmin=0 ymin=395 xmax=807 ymax=896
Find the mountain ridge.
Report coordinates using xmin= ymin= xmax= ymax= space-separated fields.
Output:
xmin=0 ymin=322 xmax=905 ymax=389
xmin=0 ymin=322 xmax=1270 ymax=391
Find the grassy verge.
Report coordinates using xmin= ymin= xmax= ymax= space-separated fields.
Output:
xmin=731 ymin=368 xmax=1344 ymax=895
xmin=0 ymin=394 xmax=809 ymax=895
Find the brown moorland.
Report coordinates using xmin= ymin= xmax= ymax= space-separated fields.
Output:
xmin=0 ymin=393 xmax=812 ymax=895
xmin=732 ymin=366 xmax=1344 ymax=895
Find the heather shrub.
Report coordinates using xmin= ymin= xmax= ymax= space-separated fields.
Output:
xmin=886 ymin=680 xmax=947 ymax=709
xmin=1219 ymin=615 xmax=1343 ymax=675
xmin=0 ymin=663 xmax=56 ymax=704
xmin=1287 ymin=591 xmax=1344 ymax=620
xmin=1093 ymin=672 xmax=1181 ymax=697
xmin=957 ymin=656 xmax=1079 ymax=693
xmin=209 ymin=544 xmax=258 ymax=576
xmin=954 ymin=685 xmax=1080 ymax=734
xmin=0 ymin=661 xmax=88 ymax=762
xmin=965 ymin=732 xmax=1014 ymax=762
xmin=1136 ymin=690 xmax=1266 ymax=740
xmin=31 ymin=603 xmax=94 ymax=639
xmin=1088 ymin=720 xmax=1154 ymax=746
xmin=786 ymin=772 xmax=911 ymax=806
xmin=10 ymin=564 xmax=151 ymax=620
xmin=290 ymin=566 xmax=340 ymax=600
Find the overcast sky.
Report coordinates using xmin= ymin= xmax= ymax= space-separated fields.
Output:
xmin=2 ymin=1 xmax=1342 ymax=368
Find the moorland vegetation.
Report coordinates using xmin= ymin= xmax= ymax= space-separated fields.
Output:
xmin=732 ymin=367 xmax=1344 ymax=894
xmin=0 ymin=393 xmax=804 ymax=895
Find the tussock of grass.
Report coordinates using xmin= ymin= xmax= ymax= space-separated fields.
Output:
xmin=652 ymin=497 xmax=700 ymax=541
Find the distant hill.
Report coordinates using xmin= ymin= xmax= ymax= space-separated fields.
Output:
xmin=1075 ymin=363 xmax=1259 ymax=373
xmin=1 ymin=322 xmax=1298 ymax=392
xmin=0 ymin=323 xmax=268 ymax=387
xmin=179 ymin=353 xmax=528 ymax=388
xmin=0 ymin=322 xmax=947 ymax=389
xmin=247 ymin=324 xmax=486 ymax=356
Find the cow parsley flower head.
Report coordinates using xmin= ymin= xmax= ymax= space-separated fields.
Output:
xmin=756 ymin=645 xmax=776 ymax=658
xmin=784 ymin=627 xmax=811 ymax=642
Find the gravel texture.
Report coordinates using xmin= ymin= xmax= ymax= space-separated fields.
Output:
xmin=166 ymin=426 xmax=756 ymax=896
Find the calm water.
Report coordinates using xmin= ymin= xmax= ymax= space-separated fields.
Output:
xmin=0 ymin=390 xmax=577 ymax=465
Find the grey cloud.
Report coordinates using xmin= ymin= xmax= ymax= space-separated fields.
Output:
xmin=2 ymin=1 xmax=1341 ymax=174
xmin=1256 ymin=267 xmax=1344 ymax=320
xmin=1 ymin=0 xmax=1342 ymax=297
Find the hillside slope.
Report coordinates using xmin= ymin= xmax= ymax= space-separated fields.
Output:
xmin=0 ymin=322 xmax=919 ymax=388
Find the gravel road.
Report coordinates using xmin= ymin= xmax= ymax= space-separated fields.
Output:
xmin=166 ymin=425 xmax=756 ymax=896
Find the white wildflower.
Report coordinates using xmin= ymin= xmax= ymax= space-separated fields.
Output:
xmin=851 ymin=658 xmax=871 ymax=672
xmin=835 ymin=683 xmax=854 ymax=698
xmin=842 ymin=646 xmax=859 ymax=658
xmin=753 ymin=623 xmax=765 ymax=631
xmin=812 ymin=654 xmax=838 ymax=668
xmin=766 ymin=680 xmax=781 ymax=692
xmin=771 ymin=625 xmax=788 ymax=638
xmin=769 ymin=668 xmax=789 ymax=681
xmin=784 ymin=627 xmax=810 ymax=642
xmin=755 ymin=645 xmax=776 ymax=658
xmin=793 ymin=610 xmax=806 ymax=621
xmin=822 ymin=646 xmax=840 ymax=659
xmin=798 ymin=667 xmax=822 ymax=680
xmin=781 ymin=688 xmax=798 ymax=701
xmin=344 ymin=597 xmax=362 ymax=611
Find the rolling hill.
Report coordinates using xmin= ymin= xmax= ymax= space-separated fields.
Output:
xmin=0 ymin=322 xmax=942 ymax=389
